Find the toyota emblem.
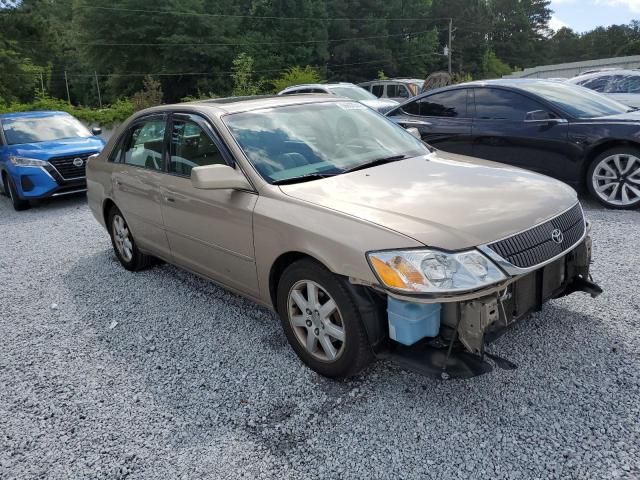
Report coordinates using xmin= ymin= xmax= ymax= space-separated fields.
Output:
xmin=551 ymin=229 xmax=564 ymax=244
xmin=72 ymin=157 xmax=84 ymax=168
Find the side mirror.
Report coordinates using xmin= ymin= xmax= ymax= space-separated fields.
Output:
xmin=525 ymin=110 xmax=551 ymax=121
xmin=191 ymin=164 xmax=252 ymax=191
xmin=524 ymin=111 xmax=567 ymax=124
xmin=92 ymin=127 xmax=102 ymax=136
xmin=406 ymin=127 xmax=422 ymax=139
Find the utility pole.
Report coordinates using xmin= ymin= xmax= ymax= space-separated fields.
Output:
xmin=94 ymin=71 xmax=102 ymax=108
xmin=64 ymin=71 xmax=71 ymax=105
xmin=448 ymin=18 xmax=453 ymax=75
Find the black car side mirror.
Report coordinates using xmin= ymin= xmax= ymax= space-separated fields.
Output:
xmin=524 ymin=110 xmax=567 ymax=125
xmin=525 ymin=110 xmax=551 ymax=121
xmin=92 ymin=127 xmax=102 ymax=136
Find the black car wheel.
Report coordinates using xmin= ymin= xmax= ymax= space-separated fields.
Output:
xmin=3 ymin=173 xmax=30 ymax=211
xmin=587 ymin=147 xmax=640 ymax=209
xmin=276 ymin=259 xmax=374 ymax=378
xmin=107 ymin=205 xmax=154 ymax=271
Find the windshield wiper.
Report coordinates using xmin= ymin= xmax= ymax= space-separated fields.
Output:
xmin=271 ymin=172 xmax=338 ymax=185
xmin=342 ymin=154 xmax=409 ymax=174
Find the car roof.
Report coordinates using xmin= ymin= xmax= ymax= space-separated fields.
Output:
xmin=570 ymin=69 xmax=640 ymax=81
xmin=0 ymin=110 xmax=71 ymax=120
xmin=153 ymin=94 xmax=347 ymax=116
xmin=280 ymin=82 xmax=357 ymax=91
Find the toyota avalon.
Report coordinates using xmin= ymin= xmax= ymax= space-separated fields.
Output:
xmin=86 ymin=95 xmax=599 ymax=378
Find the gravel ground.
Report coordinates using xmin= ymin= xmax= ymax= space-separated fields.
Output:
xmin=0 ymin=194 xmax=639 ymax=480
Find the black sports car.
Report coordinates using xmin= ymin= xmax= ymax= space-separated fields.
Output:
xmin=387 ymin=79 xmax=640 ymax=209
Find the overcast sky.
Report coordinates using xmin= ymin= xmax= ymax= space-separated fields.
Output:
xmin=550 ymin=0 xmax=639 ymax=32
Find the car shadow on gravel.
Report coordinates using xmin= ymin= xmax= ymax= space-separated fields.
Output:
xmin=0 ymin=192 xmax=87 ymax=221
xmin=60 ymin=247 xmax=634 ymax=465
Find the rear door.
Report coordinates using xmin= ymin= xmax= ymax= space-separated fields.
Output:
xmin=112 ymin=115 xmax=171 ymax=259
xmin=388 ymin=88 xmax=473 ymax=155
xmin=470 ymin=87 xmax=573 ymax=179
xmin=158 ymin=113 xmax=259 ymax=296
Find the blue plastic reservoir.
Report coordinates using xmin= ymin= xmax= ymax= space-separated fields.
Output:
xmin=387 ymin=298 xmax=441 ymax=346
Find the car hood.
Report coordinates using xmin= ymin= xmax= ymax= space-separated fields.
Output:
xmin=360 ymin=98 xmax=399 ymax=114
xmin=278 ymin=151 xmax=578 ymax=250
xmin=604 ymin=93 xmax=640 ymax=109
xmin=586 ymin=110 xmax=640 ymax=123
xmin=6 ymin=136 xmax=105 ymax=160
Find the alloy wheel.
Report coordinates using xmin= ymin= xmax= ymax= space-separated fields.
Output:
xmin=287 ymin=280 xmax=346 ymax=362
xmin=592 ymin=153 xmax=640 ymax=206
xmin=112 ymin=214 xmax=133 ymax=262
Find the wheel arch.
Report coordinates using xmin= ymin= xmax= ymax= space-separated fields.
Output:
xmin=102 ymin=197 xmax=118 ymax=226
xmin=268 ymin=251 xmax=332 ymax=313
xmin=583 ymin=139 xmax=640 ymax=184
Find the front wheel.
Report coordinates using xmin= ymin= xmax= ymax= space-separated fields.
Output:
xmin=107 ymin=205 xmax=154 ymax=271
xmin=587 ymin=148 xmax=640 ymax=209
xmin=276 ymin=259 xmax=374 ymax=378
xmin=4 ymin=174 xmax=30 ymax=211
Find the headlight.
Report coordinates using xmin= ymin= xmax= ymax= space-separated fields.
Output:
xmin=367 ymin=249 xmax=507 ymax=293
xmin=9 ymin=155 xmax=48 ymax=167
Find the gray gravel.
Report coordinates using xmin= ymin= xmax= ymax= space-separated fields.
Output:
xmin=0 ymin=194 xmax=639 ymax=480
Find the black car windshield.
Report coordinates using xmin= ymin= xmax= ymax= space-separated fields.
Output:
xmin=223 ymin=101 xmax=428 ymax=183
xmin=2 ymin=114 xmax=91 ymax=145
xmin=327 ymin=86 xmax=378 ymax=101
xmin=517 ymin=82 xmax=630 ymax=118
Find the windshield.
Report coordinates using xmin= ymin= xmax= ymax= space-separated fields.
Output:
xmin=517 ymin=82 xmax=630 ymax=118
xmin=223 ymin=101 xmax=428 ymax=183
xmin=328 ymin=86 xmax=377 ymax=101
xmin=2 ymin=114 xmax=91 ymax=145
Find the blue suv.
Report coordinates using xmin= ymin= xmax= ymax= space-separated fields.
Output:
xmin=0 ymin=111 xmax=106 ymax=210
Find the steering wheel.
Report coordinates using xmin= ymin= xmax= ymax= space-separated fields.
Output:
xmin=334 ymin=135 xmax=387 ymax=158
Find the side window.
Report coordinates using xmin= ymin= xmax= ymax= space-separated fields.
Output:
xmin=474 ymin=88 xmax=548 ymax=121
xmin=388 ymin=84 xmax=409 ymax=99
xmin=123 ymin=119 xmax=166 ymax=170
xmin=607 ymin=75 xmax=640 ymax=93
xmin=401 ymin=98 xmax=422 ymax=115
xmin=371 ymin=84 xmax=384 ymax=97
xmin=579 ymin=76 xmax=611 ymax=93
xmin=169 ymin=119 xmax=225 ymax=176
xmin=108 ymin=136 xmax=125 ymax=163
xmin=417 ymin=89 xmax=468 ymax=117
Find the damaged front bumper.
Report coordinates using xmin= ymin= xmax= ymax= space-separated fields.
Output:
xmin=376 ymin=235 xmax=602 ymax=378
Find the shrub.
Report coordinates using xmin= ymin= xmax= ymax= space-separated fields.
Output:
xmin=0 ymin=93 xmax=135 ymax=127
xmin=271 ymin=66 xmax=322 ymax=93
xmin=131 ymin=75 xmax=163 ymax=111
xmin=231 ymin=53 xmax=262 ymax=96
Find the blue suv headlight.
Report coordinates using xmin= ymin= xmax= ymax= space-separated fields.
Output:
xmin=9 ymin=155 xmax=48 ymax=167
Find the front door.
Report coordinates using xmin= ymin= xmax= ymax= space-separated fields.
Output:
xmin=158 ymin=114 xmax=259 ymax=296
xmin=388 ymin=88 xmax=474 ymax=156
xmin=112 ymin=115 xmax=171 ymax=259
xmin=470 ymin=87 xmax=575 ymax=181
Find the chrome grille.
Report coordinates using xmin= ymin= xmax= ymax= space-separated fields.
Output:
xmin=486 ymin=204 xmax=585 ymax=269
xmin=48 ymin=153 xmax=94 ymax=180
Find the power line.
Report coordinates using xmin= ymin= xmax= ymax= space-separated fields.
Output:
xmin=5 ymin=52 xmax=439 ymax=79
xmin=72 ymin=4 xmax=449 ymax=22
xmin=14 ymin=30 xmax=435 ymax=47
xmin=1 ymin=4 xmax=449 ymax=23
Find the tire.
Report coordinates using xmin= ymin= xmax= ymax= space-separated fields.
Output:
xmin=107 ymin=205 xmax=154 ymax=271
xmin=276 ymin=259 xmax=374 ymax=378
xmin=587 ymin=147 xmax=640 ymax=210
xmin=4 ymin=173 xmax=30 ymax=211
